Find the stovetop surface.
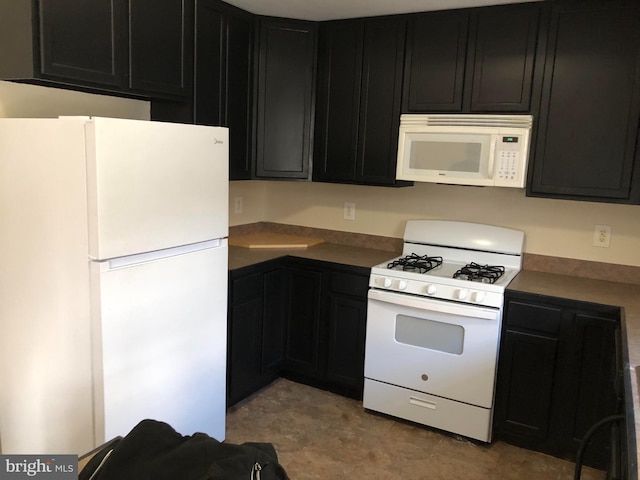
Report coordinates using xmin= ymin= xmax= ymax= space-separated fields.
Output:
xmin=373 ymin=255 xmax=519 ymax=290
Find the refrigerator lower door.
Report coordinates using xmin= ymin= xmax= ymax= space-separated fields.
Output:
xmin=90 ymin=240 xmax=227 ymax=443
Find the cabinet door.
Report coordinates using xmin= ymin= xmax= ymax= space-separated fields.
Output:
xmin=284 ymin=265 xmax=323 ymax=375
xmin=261 ymin=268 xmax=286 ymax=374
xmin=495 ymin=299 xmax=562 ymax=446
xmin=128 ymin=0 xmax=193 ymax=97
xmin=355 ymin=17 xmax=406 ymax=185
xmin=495 ymin=330 xmax=558 ymax=443
xmin=529 ymin=1 xmax=640 ymax=203
xmin=326 ymin=294 xmax=367 ymax=395
xmin=228 ymin=296 xmax=263 ymax=405
xmin=255 ymin=18 xmax=317 ymax=179
xmin=403 ymin=11 xmax=469 ymax=112
xmin=228 ymin=270 xmax=263 ymax=405
xmin=39 ymin=0 xmax=125 ymax=87
xmin=496 ymin=292 xmax=621 ymax=470
xmin=193 ymin=0 xmax=253 ymax=180
xmin=313 ymin=20 xmax=363 ymax=183
xmin=467 ymin=3 xmax=541 ymax=112
xmin=564 ymin=312 xmax=620 ymax=468
xmin=194 ymin=0 xmax=225 ymax=126
xmin=225 ymin=14 xmax=254 ymax=180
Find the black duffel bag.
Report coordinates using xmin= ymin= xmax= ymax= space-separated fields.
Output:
xmin=80 ymin=419 xmax=289 ymax=480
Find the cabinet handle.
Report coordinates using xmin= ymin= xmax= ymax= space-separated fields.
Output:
xmin=409 ymin=396 xmax=436 ymax=410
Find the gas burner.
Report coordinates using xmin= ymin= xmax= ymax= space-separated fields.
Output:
xmin=387 ymin=253 xmax=443 ymax=274
xmin=453 ymin=263 xmax=505 ymax=284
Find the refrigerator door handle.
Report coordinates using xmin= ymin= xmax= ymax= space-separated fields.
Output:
xmin=97 ymin=238 xmax=226 ymax=270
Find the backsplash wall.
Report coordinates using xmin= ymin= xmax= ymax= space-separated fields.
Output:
xmin=230 ymin=180 xmax=640 ymax=268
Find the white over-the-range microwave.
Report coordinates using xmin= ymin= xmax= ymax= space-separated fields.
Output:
xmin=396 ymin=114 xmax=533 ymax=188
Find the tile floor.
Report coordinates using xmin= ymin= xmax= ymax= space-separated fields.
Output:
xmin=225 ymin=378 xmax=606 ymax=480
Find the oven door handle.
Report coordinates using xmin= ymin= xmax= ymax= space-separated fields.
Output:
xmin=368 ymin=288 xmax=499 ymax=321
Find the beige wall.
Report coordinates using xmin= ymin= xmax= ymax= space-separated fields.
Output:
xmin=0 ymin=81 xmax=149 ymax=119
xmin=3 ymin=81 xmax=638 ymax=268
xmin=230 ymin=180 xmax=640 ymax=267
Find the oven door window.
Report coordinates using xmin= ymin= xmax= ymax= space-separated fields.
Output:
xmin=395 ymin=314 xmax=464 ymax=355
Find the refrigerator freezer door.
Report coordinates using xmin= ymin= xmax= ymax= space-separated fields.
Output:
xmin=90 ymin=241 xmax=228 ymax=443
xmin=85 ymin=117 xmax=229 ymax=260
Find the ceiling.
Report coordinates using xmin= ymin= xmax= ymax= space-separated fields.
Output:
xmin=221 ymin=0 xmax=545 ymax=21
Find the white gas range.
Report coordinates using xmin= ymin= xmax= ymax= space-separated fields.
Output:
xmin=363 ymin=220 xmax=524 ymax=442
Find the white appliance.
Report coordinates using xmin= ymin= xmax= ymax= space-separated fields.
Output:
xmin=396 ymin=114 xmax=533 ymax=187
xmin=363 ymin=220 xmax=524 ymax=442
xmin=0 ymin=117 xmax=229 ymax=454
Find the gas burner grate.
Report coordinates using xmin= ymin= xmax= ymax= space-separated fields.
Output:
xmin=387 ymin=253 xmax=443 ymax=274
xmin=453 ymin=263 xmax=505 ymax=284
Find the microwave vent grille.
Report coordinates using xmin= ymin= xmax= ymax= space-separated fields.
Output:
xmin=400 ymin=114 xmax=533 ymax=129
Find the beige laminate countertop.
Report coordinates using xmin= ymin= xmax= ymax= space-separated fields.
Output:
xmin=228 ymin=242 xmax=399 ymax=271
xmin=508 ymin=270 xmax=640 ymax=478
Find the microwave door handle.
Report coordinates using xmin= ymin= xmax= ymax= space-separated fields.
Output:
xmin=487 ymin=137 xmax=497 ymax=177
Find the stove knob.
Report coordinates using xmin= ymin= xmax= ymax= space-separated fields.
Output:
xmin=383 ymin=277 xmax=392 ymax=288
xmin=473 ymin=291 xmax=486 ymax=303
xmin=398 ymin=280 xmax=408 ymax=290
xmin=457 ymin=289 xmax=468 ymax=300
xmin=426 ymin=284 xmax=437 ymax=295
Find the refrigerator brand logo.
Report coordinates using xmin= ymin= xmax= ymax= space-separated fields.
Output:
xmin=0 ymin=456 xmax=77 ymax=479
xmin=214 ymin=138 xmax=224 ymax=144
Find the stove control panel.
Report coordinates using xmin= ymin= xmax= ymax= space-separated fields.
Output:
xmin=369 ymin=274 xmax=504 ymax=309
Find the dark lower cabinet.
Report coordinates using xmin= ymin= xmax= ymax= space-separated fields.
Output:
xmin=283 ymin=264 xmax=323 ymax=376
xmin=227 ymin=256 xmax=370 ymax=406
xmin=283 ymin=259 xmax=369 ymax=399
xmin=495 ymin=291 xmax=622 ymax=470
xmin=528 ymin=0 xmax=640 ymax=203
xmin=227 ymin=260 xmax=285 ymax=407
xmin=324 ymin=271 xmax=368 ymax=394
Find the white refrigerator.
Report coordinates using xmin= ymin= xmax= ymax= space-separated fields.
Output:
xmin=0 ymin=117 xmax=229 ymax=454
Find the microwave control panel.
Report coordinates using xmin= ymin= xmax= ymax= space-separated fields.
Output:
xmin=496 ymin=136 xmax=522 ymax=182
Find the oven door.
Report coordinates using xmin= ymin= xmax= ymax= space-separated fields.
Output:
xmin=364 ymin=289 xmax=502 ymax=408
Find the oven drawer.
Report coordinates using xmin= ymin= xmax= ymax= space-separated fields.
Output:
xmin=363 ymin=379 xmax=492 ymax=442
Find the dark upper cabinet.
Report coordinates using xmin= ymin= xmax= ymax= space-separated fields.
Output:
xmin=192 ymin=0 xmax=253 ymax=180
xmin=39 ymin=0 xmax=126 ymax=88
xmin=466 ymin=3 xmax=541 ymax=112
xmin=314 ymin=17 xmax=408 ymax=186
xmin=128 ymin=0 xmax=193 ymax=98
xmin=528 ymin=0 xmax=640 ymax=204
xmin=403 ymin=10 xmax=469 ymax=112
xmin=0 ymin=0 xmax=191 ymax=99
xmin=254 ymin=18 xmax=317 ymax=179
xmin=313 ymin=20 xmax=363 ymax=183
xmin=403 ymin=2 xmax=542 ymax=113
xmin=0 ymin=0 xmax=126 ymax=89
xmin=495 ymin=291 xmax=622 ymax=470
